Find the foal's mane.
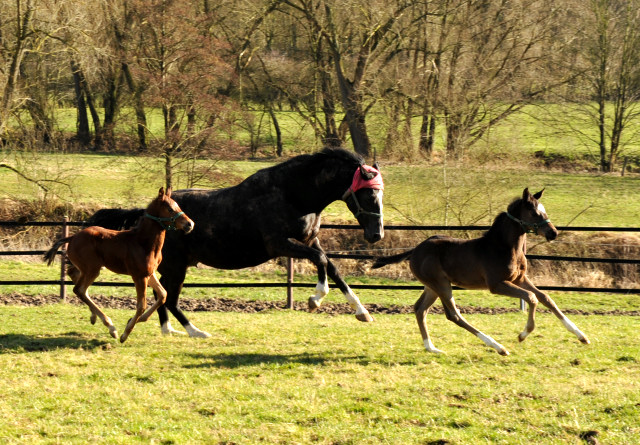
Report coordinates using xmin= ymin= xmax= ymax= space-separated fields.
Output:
xmin=484 ymin=196 xmax=524 ymax=239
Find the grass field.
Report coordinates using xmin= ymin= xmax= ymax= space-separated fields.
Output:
xmin=0 ymin=303 xmax=638 ymax=444
xmin=1 ymin=131 xmax=640 ymax=443
xmin=2 ymin=151 xmax=640 ymax=227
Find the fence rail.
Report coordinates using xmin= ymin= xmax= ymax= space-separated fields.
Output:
xmin=1 ymin=221 xmax=639 ymax=307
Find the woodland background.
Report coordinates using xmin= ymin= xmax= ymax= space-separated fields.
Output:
xmin=2 ymin=0 xmax=640 ymax=190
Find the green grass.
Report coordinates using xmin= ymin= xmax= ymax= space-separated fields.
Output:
xmin=0 ymin=304 xmax=638 ymax=444
xmin=2 ymin=151 xmax=640 ymax=227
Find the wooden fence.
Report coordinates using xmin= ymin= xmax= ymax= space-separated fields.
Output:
xmin=1 ymin=220 xmax=639 ymax=310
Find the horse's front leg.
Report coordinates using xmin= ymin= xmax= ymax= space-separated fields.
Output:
xmin=120 ymin=277 xmax=148 ymax=343
xmin=520 ymin=276 xmax=590 ymax=345
xmin=311 ymin=239 xmax=373 ymax=322
xmin=489 ymin=280 xmax=539 ymax=344
xmin=138 ymin=272 xmax=166 ymax=322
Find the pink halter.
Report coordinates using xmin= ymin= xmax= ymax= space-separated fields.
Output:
xmin=349 ymin=165 xmax=384 ymax=193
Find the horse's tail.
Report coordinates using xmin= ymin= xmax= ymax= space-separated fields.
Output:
xmin=371 ymin=248 xmax=415 ymax=269
xmin=43 ymin=236 xmax=74 ymax=266
xmin=85 ymin=208 xmax=144 ymax=230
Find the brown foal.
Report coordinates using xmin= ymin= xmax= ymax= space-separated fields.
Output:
xmin=44 ymin=187 xmax=194 ymax=342
xmin=372 ymin=188 xmax=590 ymax=355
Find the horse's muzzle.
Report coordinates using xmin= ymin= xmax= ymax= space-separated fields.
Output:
xmin=543 ymin=224 xmax=558 ymax=241
xmin=181 ymin=220 xmax=195 ymax=234
xmin=364 ymin=227 xmax=384 ymax=244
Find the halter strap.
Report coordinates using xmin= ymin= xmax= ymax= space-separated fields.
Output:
xmin=144 ymin=211 xmax=185 ymax=231
xmin=506 ymin=212 xmax=550 ymax=233
xmin=342 ymin=188 xmax=382 ymax=218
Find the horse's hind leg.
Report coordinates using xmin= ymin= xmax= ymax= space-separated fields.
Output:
xmin=415 ymin=287 xmax=444 ymax=354
xmin=521 ymin=277 xmax=590 ymax=344
xmin=120 ymin=277 xmax=148 ymax=343
xmin=438 ymin=286 xmax=509 ymax=356
xmin=72 ymin=267 xmax=118 ymax=339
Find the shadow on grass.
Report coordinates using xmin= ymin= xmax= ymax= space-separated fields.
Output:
xmin=0 ymin=332 xmax=110 ymax=353
xmin=184 ymin=352 xmax=371 ymax=369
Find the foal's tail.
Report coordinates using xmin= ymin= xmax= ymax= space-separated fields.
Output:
xmin=43 ymin=236 xmax=74 ymax=266
xmin=371 ymin=249 xmax=414 ymax=269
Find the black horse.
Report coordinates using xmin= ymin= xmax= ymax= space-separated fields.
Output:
xmin=86 ymin=148 xmax=385 ymax=337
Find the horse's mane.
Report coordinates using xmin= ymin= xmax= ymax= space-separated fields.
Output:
xmin=483 ymin=196 xmax=523 ymax=239
xmin=315 ymin=147 xmax=365 ymax=165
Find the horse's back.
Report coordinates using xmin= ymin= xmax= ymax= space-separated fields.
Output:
xmin=411 ymin=235 xmax=488 ymax=289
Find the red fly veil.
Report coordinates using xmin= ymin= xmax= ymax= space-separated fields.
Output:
xmin=350 ymin=165 xmax=384 ymax=192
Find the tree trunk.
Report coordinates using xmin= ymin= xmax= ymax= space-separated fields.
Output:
xmin=71 ymin=60 xmax=91 ymax=147
xmin=122 ymin=63 xmax=148 ymax=151
xmin=267 ymin=106 xmax=283 ymax=156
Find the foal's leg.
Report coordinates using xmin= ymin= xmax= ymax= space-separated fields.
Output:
xmin=138 ymin=272 xmax=167 ymax=322
xmin=72 ymin=268 xmax=118 ymax=339
xmin=415 ymin=287 xmax=444 ymax=354
xmin=520 ymin=276 xmax=590 ymax=344
xmin=308 ymin=239 xmax=373 ymax=322
xmin=120 ymin=277 xmax=148 ymax=343
xmin=489 ymin=281 xmax=539 ymax=343
xmin=438 ymin=286 xmax=509 ymax=356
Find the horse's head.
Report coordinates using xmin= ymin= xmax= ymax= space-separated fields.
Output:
xmin=343 ymin=164 xmax=384 ymax=243
xmin=145 ymin=187 xmax=195 ymax=233
xmin=508 ymin=188 xmax=558 ymax=241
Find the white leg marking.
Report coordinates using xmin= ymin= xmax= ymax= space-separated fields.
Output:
xmin=185 ymin=323 xmax=212 ymax=339
xmin=309 ymin=279 xmax=329 ymax=307
xmin=423 ymin=338 xmax=445 ymax=354
xmin=476 ymin=332 xmax=509 ymax=356
xmin=562 ymin=317 xmax=590 ymax=344
xmin=161 ymin=321 xmax=186 ymax=336
xmin=343 ymin=288 xmax=374 ymax=322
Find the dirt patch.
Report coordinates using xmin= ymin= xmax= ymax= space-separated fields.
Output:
xmin=1 ymin=292 xmax=638 ymax=316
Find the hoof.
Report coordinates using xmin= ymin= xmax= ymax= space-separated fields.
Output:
xmin=425 ymin=348 xmax=446 ymax=355
xmin=498 ymin=349 xmax=510 ymax=356
xmin=108 ymin=327 xmax=118 ymax=339
xmin=518 ymin=332 xmax=528 ymax=343
xmin=119 ymin=333 xmax=128 ymax=343
xmin=355 ymin=312 xmax=374 ymax=323
xmin=308 ymin=297 xmax=321 ymax=312
xmin=580 ymin=337 xmax=591 ymax=345
xmin=90 ymin=313 xmax=97 ymax=325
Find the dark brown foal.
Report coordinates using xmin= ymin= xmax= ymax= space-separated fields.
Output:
xmin=44 ymin=187 xmax=194 ymax=342
xmin=372 ymin=188 xmax=590 ymax=355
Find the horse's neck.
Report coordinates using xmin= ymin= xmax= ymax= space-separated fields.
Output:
xmin=289 ymin=162 xmax=353 ymax=213
xmin=133 ymin=219 xmax=166 ymax=252
xmin=487 ymin=213 xmax=526 ymax=253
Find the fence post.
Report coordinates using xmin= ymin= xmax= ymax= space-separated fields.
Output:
xmin=60 ymin=216 xmax=69 ymax=302
xmin=286 ymin=257 xmax=294 ymax=309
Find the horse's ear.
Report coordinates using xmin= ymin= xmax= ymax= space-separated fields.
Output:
xmin=159 ymin=187 xmax=165 ymax=196
xmin=359 ymin=165 xmax=376 ymax=180
xmin=522 ymin=188 xmax=531 ymax=201
xmin=533 ymin=188 xmax=544 ymax=200
xmin=166 ymin=187 xmax=172 ymax=197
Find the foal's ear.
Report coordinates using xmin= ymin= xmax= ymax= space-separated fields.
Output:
xmin=359 ymin=165 xmax=376 ymax=180
xmin=533 ymin=188 xmax=545 ymax=200
xmin=158 ymin=187 xmax=165 ymax=196
xmin=166 ymin=187 xmax=172 ymax=197
xmin=522 ymin=188 xmax=531 ymax=201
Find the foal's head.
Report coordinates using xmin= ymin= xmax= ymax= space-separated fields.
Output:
xmin=507 ymin=188 xmax=558 ymax=241
xmin=145 ymin=187 xmax=195 ymax=233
